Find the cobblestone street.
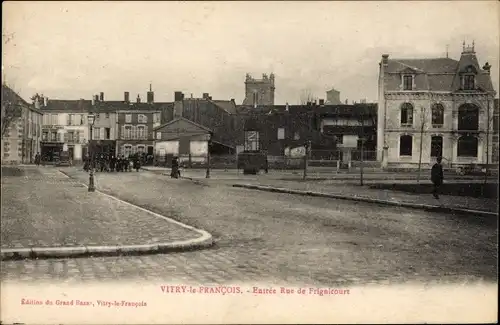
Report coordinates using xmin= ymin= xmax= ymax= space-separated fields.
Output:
xmin=1 ymin=167 xmax=496 ymax=286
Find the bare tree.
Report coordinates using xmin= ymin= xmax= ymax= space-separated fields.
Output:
xmin=1 ymin=84 xmax=23 ymax=139
xmin=416 ymin=105 xmax=428 ymax=184
xmin=484 ymin=98 xmax=497 ymax=184
xmin=299 ymin=89 xmax=317 ymax=105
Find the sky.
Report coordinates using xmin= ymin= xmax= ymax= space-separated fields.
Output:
xmin=2 ymin=1 xmax=499 ymax=105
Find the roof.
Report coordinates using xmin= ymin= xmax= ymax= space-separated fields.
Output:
xmin=1 ymin=84 xmax=42 ymax=115
xmin=153 ymin=116 xmax=212 ymax=132
xmin=210 ymin=100 xmax=237 ymax=114
xmin=39 ymin=99 xmax=93 ymax=113
xmin=39 ymin=99 xmax=170 ymax=113
xmin=384 ymin=53 xmax=495 ymax=93
xmin=236 ymin=103 xmax=377 ymax=116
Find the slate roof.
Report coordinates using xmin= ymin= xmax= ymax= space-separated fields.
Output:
xmin=385 ymin=52 xmax=495 ymax=93
xmin=153 ymin=116 xmax=212 ymax=132
xmin=236 ymin=103 xmax=377 ymax=117
xmin=210 ymin=100 xmax=237 ymax=114
xmin=39 ymin=99 xmax=92 ymax=113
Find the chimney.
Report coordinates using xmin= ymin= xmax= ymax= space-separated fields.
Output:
xmin=99 ymin=92 xmax=104 ymax=101
xmin=208 ymin=96 xmax=212 ymax=100
xmin=34 ymin=97 xmax=41 ymax=109
xmin=124 ymin=91 xmax=130 ymax=103
xmin=382 ymin=54 xmax=389 ymax=66
xmin=319 ymin=99 xmax=325 ymax=105
xmin=147 ymin=84 xmax=154 ymax=104
xmin=174 ymin=91 xmax=184 ymax=102
xmin=483 ymin=62 xmax=491 ymax=74
xmin=345 ymin=99 xmax=348 ymax=104
xmin=202 ymin=93 xmax=210 ymax=100
xmin=136 ymin=94 xmax=141 ymax=103
xmin=92 ymin=96 xmax=95 ymax=106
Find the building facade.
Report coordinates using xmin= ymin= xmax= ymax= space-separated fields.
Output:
xmin=377 ymin=43 xmax=497 ymax=169
xmin=1 ymin=85 xmax=43 ymax=164
xmin=236 ymin=103 xmax=377 ymax=162
xmin=115 ymin=93 xmax=161 ymax=158
xmin=242 ymin=73 xmax=275 ymax=107
xmin=40 ymin=98 xmax=91 ymax=162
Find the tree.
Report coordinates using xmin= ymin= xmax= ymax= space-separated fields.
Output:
xmin=299 ymin=89 xmax=317 ymax=105
xmin=484 ymin=97 xmax=497 ymax=184
xmin=1 ymin=84 xmax=23 ymax=139
xmin=416 ymin=105 xmax=428 ymax=184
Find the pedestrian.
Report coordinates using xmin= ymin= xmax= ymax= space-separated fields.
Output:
xmin=35 ymin=153 xmax=41 ymax=166
xmin=431 ymin=156 xmax=444 ymax=199
xmin=171 ymin=156 xmax=180 ymax=178
xmin=133 ymin=156 xmax=141 ymax=172
xmin=100 ymin=154 xmax=105 ymax=172
xmin=110 ymin=155 xmax=116 ymax=172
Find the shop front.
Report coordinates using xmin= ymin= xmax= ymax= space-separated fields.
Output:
xmin=40 ymin=142 xmax=64 ymax=162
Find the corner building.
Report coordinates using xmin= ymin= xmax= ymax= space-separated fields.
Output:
xmin=377 ymin=43 xmax=497 ymax=169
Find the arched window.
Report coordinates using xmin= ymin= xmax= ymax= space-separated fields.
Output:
xmin=461 ymin=66 xmax=477 ymax=90
xmin=458 ymin=104 xmax=479 ymax=131
xmin=400 ymin=103 xmax=414 ymax=126
xmin=431 ymin=103 xmax=444 ymax=127
xmin=399 ymin=134 xmax=413 ymax=156
xmin=457 ymin=135 xmax=478 ymax=157
xmin=431 ymin=135 xmax=443 ymax=157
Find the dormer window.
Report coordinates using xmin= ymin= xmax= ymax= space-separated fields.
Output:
xmin=463 ymin=75 xmax=475 ymax=90
xmin=403 ymin=75 xmax=413 ymax=90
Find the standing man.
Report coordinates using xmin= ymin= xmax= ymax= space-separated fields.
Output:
xmin=35 ymin=152 xmax=41 ymax=166
xmin=431 ymin=156 xmax=444 ymax=199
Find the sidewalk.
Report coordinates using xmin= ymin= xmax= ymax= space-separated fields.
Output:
xmin=141 ymin=166 xmax=495 ymax=182
xmin=0 ymin=168 xmax=212 ymax=260
xmin=232 ymin=178 xmax=498 ymax=217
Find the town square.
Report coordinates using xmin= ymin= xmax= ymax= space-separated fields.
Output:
xmin=1 ymin=1 xmax=498 ymax=323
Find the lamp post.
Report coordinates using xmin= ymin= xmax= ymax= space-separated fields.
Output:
xmin=87 ymin=113 xmax=96 ymax=192
xmin=206 ymin=131 xmax=213 ymax=178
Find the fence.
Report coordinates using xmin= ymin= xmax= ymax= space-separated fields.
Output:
xmin=153 ymin=150 xmax=378 ymax=170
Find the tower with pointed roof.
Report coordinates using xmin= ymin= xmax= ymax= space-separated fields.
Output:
xmin=377 ymin=42 xmax=497 ymax=169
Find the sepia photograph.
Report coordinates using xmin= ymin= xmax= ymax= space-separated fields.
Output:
xmin=1 ymin=1 xmax=498 ymax=323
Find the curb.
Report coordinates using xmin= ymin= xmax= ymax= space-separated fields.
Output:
xmin=232 ymin=184 xmax=498 ymax=218
xmin=1 ymin=171 xmax=215 ymax=261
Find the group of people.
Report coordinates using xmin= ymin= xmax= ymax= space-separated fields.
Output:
xmin=83 ymin=153 xmax=143 ymax=173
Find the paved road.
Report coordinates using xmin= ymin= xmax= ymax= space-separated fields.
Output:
xmin=1 ymin=168 xmax=200 ymax=249
xmin=2 ymin=167 xmax=497 ymax=286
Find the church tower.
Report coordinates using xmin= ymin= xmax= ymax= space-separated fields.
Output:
xmin=242 ymin=73 xmax=275 ymax=107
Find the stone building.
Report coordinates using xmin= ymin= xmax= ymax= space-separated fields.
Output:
xmin=1 ymin=85 xmax=43 ymax=164
xmin=377 ymin=42 xmax=497 ymax=169
xmin=39 ymin=98 xmax=92 ymax=162
xmin=326 ymin=88 xmax=342 ymax=105
xmin=242 ymin=73 xmax=275 ymax=107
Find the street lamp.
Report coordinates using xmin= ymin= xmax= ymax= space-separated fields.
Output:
xmin=87 ymin=113 xmax=96 ymax=192
xmin=206 ymin=131 xmax=213 ymax=178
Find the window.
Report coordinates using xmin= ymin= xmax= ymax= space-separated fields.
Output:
xmin=138 ymin=114 xmax=147 ymax=123
xmin=399 ymin=135 xmax=413 ymax=156
xmin=156 ymin=132 xmax=162 ymax=140
xmin=294 ymin=132 xmax=300 ymax=140
xmin=458 ymin=135 xmax=478 ymax=157
xmin=105 ymin=113 xmax=109 ymax=119
xmin=403 ymin=75 xmax=413 ymax=90
xmin=253 ymin=92 xmax=259 ymax=107
xmin=458 ymin=104 xmax=479 ymax=131
xmin=494 ymin=116 xmax=499 ymax=133
xmin=244 ymin=131 xmax=260 ymax=151
xmin=93 ymin=127 xmax=100 ymax=140
xmin=153 ymin=113 xmax=160 ymax=123
xmin=42 ymin=131 xmax=48 ymax=141
xmin=124 ymin=126 xmax=131 ymax=139
xmin=137 ymin=126 xmax=145 ymax=139
xmin=51 ymin=132 xmax=58 ymax=142
xmin=430 ymin=136 xmax=443 ymax=157
xmin=105 ymin=128 xmax=111 ymax=140
xmin=67 ymin=114 xmax=72 ymax=125
xmin=137 ymin=146 xmax=145 ymax=154
xmin=400 ymin=103 xmax=414 ymax=126
xmin=80 ymin=115 xmax=84 ymax=125
xmin=277 ymin=128 xmax=285 ymax=140
xmin=43 ymin=114 xmax=50 ymax=125
xmin=125 ymin=114 xmax=132 ymax=123
xmin=463 ymin=75 xmax=475 ymax=90
xmin=431 ymin=104 xmax=444 ymax=127
xmin=67 ymin=131 xmax=74 ymax=142
xmin=51 ymin=114 xmax=58 ymax=125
